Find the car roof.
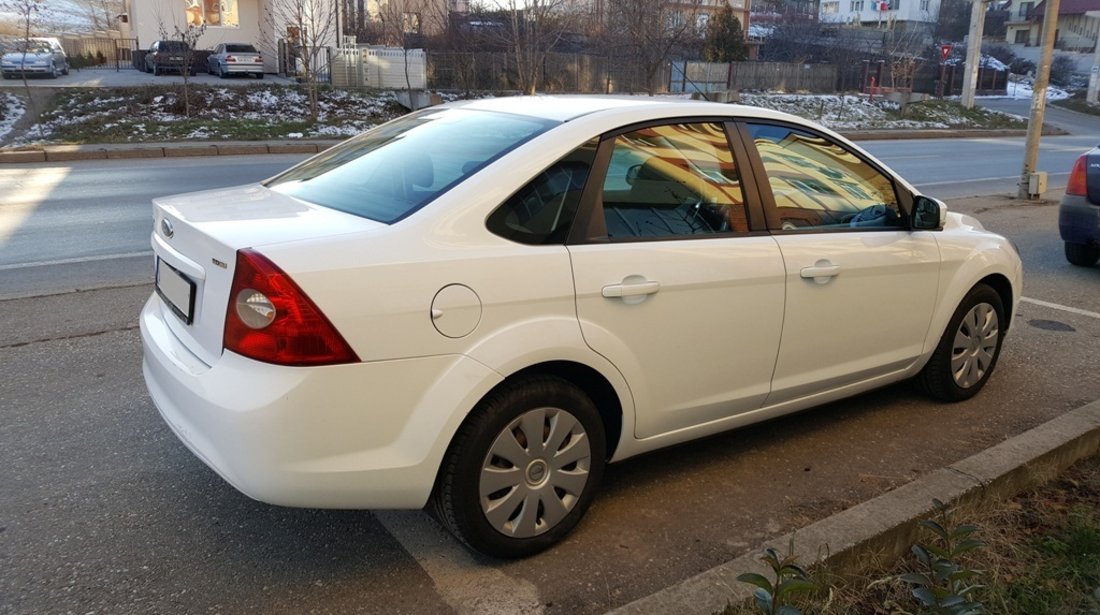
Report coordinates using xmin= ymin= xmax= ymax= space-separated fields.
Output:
xmin=444 ymin=95 xmax=804 ymax=125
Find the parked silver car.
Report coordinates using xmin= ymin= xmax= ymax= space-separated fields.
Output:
xmin=1 ymin=38 xmax=69 ymax=79
xmin=206 ymin=43 xmax=264 ymax=79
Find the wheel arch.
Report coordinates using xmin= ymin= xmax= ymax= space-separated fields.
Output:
xmin=977 ymin=272 xmax=1014 ymax=330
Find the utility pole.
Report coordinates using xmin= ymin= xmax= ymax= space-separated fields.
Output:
xmin=960 ymin=0 xmax=987 ymax=108
xmin=1017 ymin=0 xmax=1061 ymax=200
xmin=1087 ymin=10 xmax=1100 ymax=104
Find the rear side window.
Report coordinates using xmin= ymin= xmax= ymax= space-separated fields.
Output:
xmin=266 ymin=109 xmax=556 ymax=223
xmin=486 ymin=138 xmax=598 ymax=245
xmin=599 ymin=122 xmax=748 ymax=240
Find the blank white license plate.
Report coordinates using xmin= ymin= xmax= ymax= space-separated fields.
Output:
xmin=156 ymin=258 xmax=196 ymax=324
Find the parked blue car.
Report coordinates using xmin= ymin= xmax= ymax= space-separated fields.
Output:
xmin=1060 ymin=145 xmax=1100 ymax=267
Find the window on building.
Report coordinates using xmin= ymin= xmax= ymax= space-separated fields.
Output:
xmin=919 ymin=0 xmax=929 ymax=11
xmin=1014 ymin=29 xmax=1029 ymax=44
xmin=822 ymin=1 xmax=840 ymax=14
xmin=402 ymin=12 xmax=421 ymax=34
xmin=1019 ymin=1 xmax=1033 ymax=17
xmin=184 ymin=0 xmax=238 ymax=27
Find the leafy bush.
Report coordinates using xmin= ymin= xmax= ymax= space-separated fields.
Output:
xmin=1049 ymin=55 xmax=1076 ymax=87
xmin=736 ymin=541 xmax=816 ymax=615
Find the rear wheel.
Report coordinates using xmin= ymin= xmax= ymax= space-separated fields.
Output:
xmin=917 ymin=284 xmax=1005 ymax=402
xmin=255 ymin=72 xmax=263 ymax=79
xmin=153 ymin=63 xmax=160 ymax=76
xmin=1065 ymin=242 xmax=1100 ymax=267
xmin=432 ymin=375 xmax=606 ymax=558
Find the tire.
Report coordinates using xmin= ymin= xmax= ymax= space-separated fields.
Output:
xmin=48 ymin=63 xmax=58 ymax=79
xmin=917 ymin=283 xmax=1005 ymax=402
xmin=431 ymin=375 xmax=606 ymax=558
xmin=255 ymin=72 xmax=263 ymax=79
xmin=1065 ymin=242 xmax=1100 ymax=267
xmin=219 ymin=65 xmax=227 ymax=79
xmin=153 ymin=63 xmax=160 ymax=76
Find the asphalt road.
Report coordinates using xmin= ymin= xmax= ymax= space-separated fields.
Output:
xmin=2 ymin=130 xmax=1100 ymax=614
xmin=1 ymin=132 xmax=1097 ymax=298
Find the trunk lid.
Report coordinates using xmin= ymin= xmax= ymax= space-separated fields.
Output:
xmin=151 ymin=183 xmax=383 ymax=366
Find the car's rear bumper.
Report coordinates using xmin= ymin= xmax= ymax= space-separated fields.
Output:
xmin=140 ymin=294 xmax=500 ymax=509
xmin=1059 ymin=194 xmax=1100 ymax=245
xmin=223 ymin=64 xmax=262 ymax=73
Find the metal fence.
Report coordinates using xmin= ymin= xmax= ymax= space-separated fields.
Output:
xmin=426 ymin=51 xmax=666 ymax=94
xmin=670 ymin=61 xmax=839 ymax=93
xmin=59 ymin=37 xmax=139 ymax=71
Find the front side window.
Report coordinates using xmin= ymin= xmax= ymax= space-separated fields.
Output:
xmin=748 ymin=123 xmax=901 ymax=231
xmin=487 ymin=138 xmax=598 ymax=245
xmin=599 ymin=122 xmax=748 ymax=240
xmin=266 ymin=108 xmax=555 ymax=223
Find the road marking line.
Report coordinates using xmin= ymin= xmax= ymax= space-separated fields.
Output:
xmin=1021 ymin=296 xmax=1100 ymax=319
xmin=0 ymin=251 xmax=153 ymax=271
xmin=374 ymin=511 xmax=544 ymax=615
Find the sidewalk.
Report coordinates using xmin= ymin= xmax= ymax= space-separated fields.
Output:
xmin=0 ymin=126 xmax=1068 ymax=164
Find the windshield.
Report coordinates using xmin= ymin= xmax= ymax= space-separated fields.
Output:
xmin=13 ymin=42 xmax=50 ymax=53
xmin=265 ymin=108 xmax=556 ymax=223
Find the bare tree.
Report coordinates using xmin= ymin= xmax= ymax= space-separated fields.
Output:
xmin=154 ymin=16 xmax=205 ymax=117
xmin=264 ymin=0 xmax=337 ymax=121
xmin=0 ymin=0 xmax=48 ymax=101
xmin=479 ymin=0 xmax=584 ymax=94
xmin=607 ymin=0 xmax=705 ymax=94
xmin=376 ymin=0 xmax=434 ymax=100
xmin=74 ymin=0 xmax=124 ymax=32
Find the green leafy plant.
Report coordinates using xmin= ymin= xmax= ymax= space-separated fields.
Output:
xmin=899 ymin=499 xmax=985 ymax=615
xmin=737 ymin=540 xmax=816 ymax=615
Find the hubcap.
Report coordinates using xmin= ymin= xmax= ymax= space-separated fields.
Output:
xmin=479 ymin=407 xmax=591 ymax=538
xmin=950 ymin=302 xmax=999 ymax=389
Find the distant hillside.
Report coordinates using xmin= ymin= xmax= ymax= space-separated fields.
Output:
xmin=0 ymin=0 xmax=100 ymax=36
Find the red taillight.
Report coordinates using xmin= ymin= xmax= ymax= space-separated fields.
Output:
xmin=1067 ymin=156 xmax=1088 ymax=196
xmin=224 ymin=249 xmax=359 ymax=366
xmin=225 ymin=55 xmax=235 ymax=62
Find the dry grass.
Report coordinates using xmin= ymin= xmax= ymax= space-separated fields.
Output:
xmin=722 ymin=456 xmax=1100 ymax=614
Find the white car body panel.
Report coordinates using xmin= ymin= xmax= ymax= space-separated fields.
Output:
xmin=765 ymin=230 xmax=940 ymax=404
xmin=141 ymin=96 xmax=1023 ymax=511
xmin=569 ymin=237 xmax=786 ymax=439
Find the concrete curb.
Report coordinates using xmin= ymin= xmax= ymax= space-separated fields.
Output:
xmin=608 ymin=398 xmax=1100 ymax=615
xmin=0 ymin=126 xmax=1067 ymax=165
xmin=0 ymin=141 xmax=340 ymax=164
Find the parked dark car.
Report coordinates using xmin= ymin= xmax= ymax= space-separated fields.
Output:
xmin=145 ymin=40 xmax=196 ymax=76
xmin=1059 ymin=145 xmax=1100 ymax=267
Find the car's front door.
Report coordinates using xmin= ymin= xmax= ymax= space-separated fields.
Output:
xmin=568 ymin=121 xmax=786 ymax=439
xmin=741 ymin=122 xmax=941 ymax=405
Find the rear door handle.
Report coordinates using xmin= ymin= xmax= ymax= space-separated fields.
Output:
xmin=602 ymin=280 xmax=661 ymax=298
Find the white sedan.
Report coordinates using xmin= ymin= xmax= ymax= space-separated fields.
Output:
xmin=141 ymin=97 xmax=1022 ymax=558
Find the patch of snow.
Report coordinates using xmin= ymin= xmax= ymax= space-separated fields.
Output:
xmin=287 ymin=132 xmax=303 ymax=138
xmin=945 ymin=54 xmax=1009 ymax=71
xmin=0 ymin=92 xmax=26 ymax=141
xmin=977 ymin=80 xmax=1070 ymax=101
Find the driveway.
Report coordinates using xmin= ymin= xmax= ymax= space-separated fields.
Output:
xmin=0 ymin=68 xmax=296 ymax=88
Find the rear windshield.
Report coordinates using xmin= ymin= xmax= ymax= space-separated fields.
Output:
xmin=225 ymin=44 xmax=257 ymax=53
xmin=159 ymin=42 xmax=188 ymax=51
xmin=265 ymin=108 xmax=556 ymax=223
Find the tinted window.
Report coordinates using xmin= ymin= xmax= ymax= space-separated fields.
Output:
xmin=748 ymin=123 xmax=901 ymax=230
xmin=487 ymin=138 xmax=598 ymax=244
xmin=226 ymin=44 xmax=257 ymax=52
xmin=266 ymin=108 xmax=555 ymax=224
xmin=600 ymin=122 xmax=748 ymax=240
xmin=160 ymin=41 xmax=189 ymax=52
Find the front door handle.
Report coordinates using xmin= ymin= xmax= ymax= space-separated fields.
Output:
xmin=602 ymin=280 xmax=661 ymax=298
xmin=800 ymin=261 xmax=840 ymax=284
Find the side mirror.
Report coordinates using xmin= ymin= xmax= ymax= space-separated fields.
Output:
xmin=625 ymin=164 xmax=642 ymax=186
xmin=911 ymin=195 xmax=946 ymax=231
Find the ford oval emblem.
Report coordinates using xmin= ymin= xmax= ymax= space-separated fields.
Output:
xmin=161 ymin=217 xmax=174 ymax=239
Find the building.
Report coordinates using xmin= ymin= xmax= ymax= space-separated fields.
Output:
xmin=1005 ymin=0 xmax=1100 ymax=51
xmin=818 ymin=0 xmax=940 ymax=32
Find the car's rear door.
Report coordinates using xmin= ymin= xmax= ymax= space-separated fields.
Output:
xmin=738 ymin=121 xmax=940 ymax=405
xmin=567 ymin=120 xmax=786 ymax=439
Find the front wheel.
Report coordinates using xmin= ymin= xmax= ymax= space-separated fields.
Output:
xmin=1065 ymin=242 xmax=1100 ymax=267
xmin=917 ymin=284 xmax=1005 ymax=402
xmin=432 ymin=375 xmax=606 ymax=558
